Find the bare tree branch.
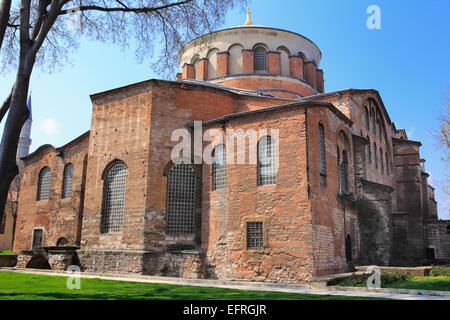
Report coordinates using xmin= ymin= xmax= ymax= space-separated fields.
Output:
xmin=0 ymin=0 xmax=12 ymax=50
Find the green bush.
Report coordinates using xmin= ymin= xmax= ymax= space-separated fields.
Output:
xmin=427 ymin=266 xmax=450 ymax=277
xmin=329 ymin=269 xmax=412 ymax=287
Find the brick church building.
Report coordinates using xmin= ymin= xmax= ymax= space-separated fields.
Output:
xmin=12 ymin=12 xmax=450 ymax=283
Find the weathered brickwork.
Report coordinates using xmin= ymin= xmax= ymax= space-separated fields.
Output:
xmin=12 ymin=23 xmax=448 ymax=282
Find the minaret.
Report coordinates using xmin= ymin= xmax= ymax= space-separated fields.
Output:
xmin=16 ymin=95 xmax=32 ymax=172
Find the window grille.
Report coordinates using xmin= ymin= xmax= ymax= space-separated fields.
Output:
xmin=254 ymin=47 xmax=267 ymax=72
xmin=37 ymin=167 xmax=51 ymax=201
xmin=246 ymin=221 xmax=264 ymax=250
xmin=102 ymin=163 xmax=128 ymax=233
xmin=167 ymin=163 xmax=196 ymax=234
xmin=62 ymin=163 xmax=73 ymax=199
xmin=213 ymin=145 xmax=227 ymax=190
xmin=0 ymin=213 xmax=5 ymax=234
xmin=318 ymin=124 xmax=326 ymax=186
xmin=258 ymin=136 xmax=277 ymax=186
xmin=32 ymin=229 xmax=43 ymax=250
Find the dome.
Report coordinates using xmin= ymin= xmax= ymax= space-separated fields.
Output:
xmin=177 ymin=14 xmax=324 ymax=99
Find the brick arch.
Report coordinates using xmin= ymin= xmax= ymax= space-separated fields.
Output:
xmin=101 ymin=159 xmax=128 ymax=181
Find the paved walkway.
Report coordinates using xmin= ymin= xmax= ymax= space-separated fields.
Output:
xmin=1 ymin=267 xmax=449 ymax=300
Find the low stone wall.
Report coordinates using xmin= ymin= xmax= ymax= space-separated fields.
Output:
xmin=77 ymin=249 xmax=206 ymax=279
xmin=77 ymin=249 xmax=146 ymax=274
xmin=0 ymin=255 xmax=17 ymax=267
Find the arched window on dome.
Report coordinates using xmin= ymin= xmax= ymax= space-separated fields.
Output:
xmin=277 ymin=47 xmax=290 ymax=76
xmin=254 ymin=46 xmax=267 ymax=72
xmin=101 ymin=162 xmax=128 ymax=233
xmin=37 ymin=167 xmax=51 ymax=201
xmin=192 ymin=56 xmax=200 ymax=80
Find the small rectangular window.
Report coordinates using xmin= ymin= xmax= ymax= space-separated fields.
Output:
xmin=246 ymin=221 xmax=264 ymax=250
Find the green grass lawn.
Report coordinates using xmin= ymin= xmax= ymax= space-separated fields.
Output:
xmin=0 ymin=271 xmax=377 ymax=300
xmin=383 ymin=276 xmax=450 ymax=292
xmin=0 ymin=250 xmax=12 ymax=255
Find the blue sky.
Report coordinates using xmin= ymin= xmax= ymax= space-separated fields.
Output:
xmin=0 ymin=0 xmax=449 ymax=218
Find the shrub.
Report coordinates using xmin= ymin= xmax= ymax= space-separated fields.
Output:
xmin=329 ymin=269 xmax=412 ymax=287
xmin=427 ymin=266 xmax=450 ymax=277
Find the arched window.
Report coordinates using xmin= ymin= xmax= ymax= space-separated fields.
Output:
xmin=37 ymin=167 xmax=51 ymax=201
xmin=371 ymin=109 xmax=376 ymax=135
xmin=56 ymin=237 xmax=69 ymax=246
xmin=380 ymin=147 xmax=384 ymax=174
xmin=366 ymin=136 xmax=371 ymax=164
xmin=167 ymin=163 xmax=196 ymax=234
xmin=254 ymin=46 xmax=267 ymax=72
xmin=62 ymin=163 xmax=73 ymax=199
xmin=374 ymin=142 xmax=378 ymax=169
xmin=364 ymin=107 xmax=370 ymax=130
xmin=192 ymin=56 xmax=199 ymax=80
xmin=213 ymin=145 xmax=227 ymax=190
xmin=258 ymin=136 xmax=277 ymax=185
xmin=318 ymin=123 xmax=326 ymax=186
xmin=339 ymin=150 xmax=348 ymax=194
xmin=101 ymin=163 xmax=128 ymax=233
xmin=385 ymin=152 xmax=389 ymax=175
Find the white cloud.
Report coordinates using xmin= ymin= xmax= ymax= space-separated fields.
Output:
xmin=38 ymin=118 xmax=61 ymax=136
xmin=407 ymin=126 xmax=415 ymax=139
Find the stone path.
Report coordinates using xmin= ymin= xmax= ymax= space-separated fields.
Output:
xmin=1 ymin=267 xmax=449 ymax=300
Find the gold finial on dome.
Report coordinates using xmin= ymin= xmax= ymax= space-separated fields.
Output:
xmin=245 ymin=7 xmax=253 ymax=25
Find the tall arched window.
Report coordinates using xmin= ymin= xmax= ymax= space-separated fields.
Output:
xmin=364 ymin=107 xmax=370 ymax=130
xmin=318 ymin=123 xmax=326 ymax=186
xmin=345 ymin=234 xmax=352 ymax=263
xmin=213 ymin=145 xmax=227 ymax=190
xmin=101 ymin=163 xmax=128 ymax=233
xmin=167 ymin=163 xmax=196 ymax=234
xmin=366 ymin=136 xmax=371 ymax=164
xmin=385 ymin=152 xmax=390 ymax=175
xmin=254 ymin=46 xmax=267 ymax=72
xmin=37 ymin=167 xmax=51 ymax=201
xmin=258 ymin=136 xmax=277 ymax=185
xmin=62 ymin=163 xmax=73 ymax=199
xmin=371 ymin=108 xmax=376 ymax=135
xmin=380 ymin=147 xmax=384 ymax=174
xmin=374 ymin=142 xmax=378 ymax=169
xmin=339 ymin=150 xmax=348 ymax=194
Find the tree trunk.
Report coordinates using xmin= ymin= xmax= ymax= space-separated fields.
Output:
xmin=0 ymin=0 xmax=12 ymax=50
xmin=0 ymin=66 xmax=32 ymax=223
